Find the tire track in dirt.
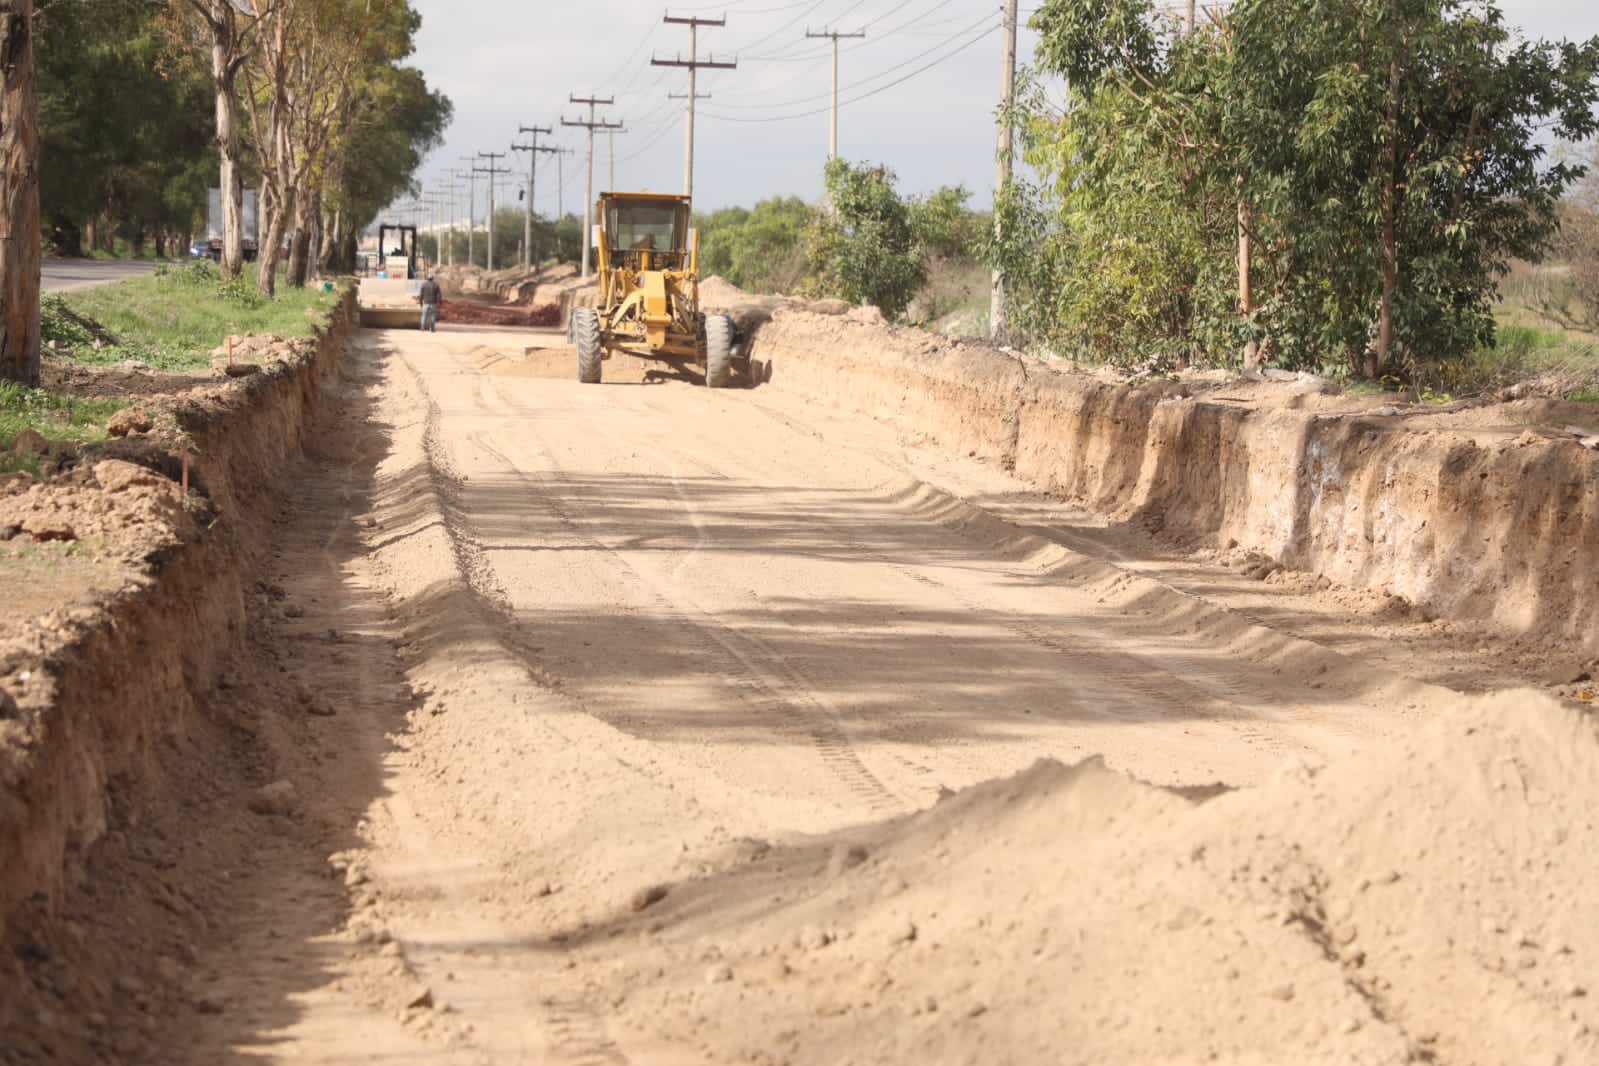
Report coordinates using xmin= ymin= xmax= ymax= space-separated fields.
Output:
xmin=465 ymin=425 xmax=903 ymax=816
xmin=640 ymin=390 xmax=1380 ymax=761
xmin=483 ymin=375 xmax=1300 ymax=788
xmin=590 ymin=392 xmax=1292 ymax=742
xmin=368 ymin=344 xmax=651 ymax=1066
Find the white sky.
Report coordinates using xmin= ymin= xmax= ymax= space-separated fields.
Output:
xmin=399 ymin=0 xmax=1599 ymax=222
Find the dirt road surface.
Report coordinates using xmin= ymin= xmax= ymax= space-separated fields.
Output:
xmin=108 ymin=321 xmax=1592 ymax=1065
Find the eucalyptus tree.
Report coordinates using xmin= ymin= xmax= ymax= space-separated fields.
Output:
xmin=1020 ymin=0 xmax=1599 ymax=375
xmin=175 ymin=0 xmax=278 ymax=279
xmin=1226 ymin=0 xmax=1599 ymax=375
xmin=241 ymin=0 xmax=427 ymax=293
xmin=0 ymin=0 xmax=39 ymax=385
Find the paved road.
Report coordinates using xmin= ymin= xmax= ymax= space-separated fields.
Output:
xmin=41 ymin=258 xmax=160 ymax=293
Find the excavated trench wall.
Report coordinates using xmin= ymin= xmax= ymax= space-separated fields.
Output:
xmin=0 ymin=292 xmax=358 ymax=936
xmin=748 ymin=308 xmax=1599 ymax=653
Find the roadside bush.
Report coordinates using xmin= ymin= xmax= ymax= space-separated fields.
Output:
xmin=698 ymin=197 xmax=812 ymax=294
xmin=806 ymin=159 xmax=925 ymax=320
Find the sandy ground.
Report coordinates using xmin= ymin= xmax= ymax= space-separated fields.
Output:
xmin=42 ymin=319 xmax=1570 ymax=1065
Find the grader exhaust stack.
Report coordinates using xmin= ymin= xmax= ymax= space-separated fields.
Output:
xmin=567 ymin=192 xmax=743 ymax=386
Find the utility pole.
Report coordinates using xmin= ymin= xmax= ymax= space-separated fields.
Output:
xmin=476 ymin=151 xmax=509 ymax=271
xmin=806 ymin=27 xmax=865 ymax=160
xmin=422 ymin=194 xmax=447 ymax=271
xmin=989 ymin=0 xmax=1017 ymax=342
xmin=555 ymin=146 xmax=574 ymax=223
xmin=606 ymin=126 xmax=630 ymax=190
xmin=513 ymin=124 xmax=554 ymax=269
xmin=653 ymin=14 xmax=736 ymax=200
xmin=458 ymin=155 xmax=478 ymax=266
xmin=442 ymin=173 xmax=464 ymax=266
xmin=563 ymin=95 xmax=622 ymax=278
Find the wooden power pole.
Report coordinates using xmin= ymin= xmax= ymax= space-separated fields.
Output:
xmin=652 ymin=14 xmax=736 ymax=200
xmin=457 ymin=155 xmax=478 ymax=266
xmin=512 ymin=124 xmax=553 ymax=268
xmin=563 ymin=95 xmax=622 ymax=278
xmin=475 ymin=151 xmax=508 ymax=272
xmin=805 ymin=27 xmax=865 ymax=160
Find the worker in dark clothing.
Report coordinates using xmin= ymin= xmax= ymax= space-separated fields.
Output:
xmin=419 ymin=273 xmax=442 ymax=332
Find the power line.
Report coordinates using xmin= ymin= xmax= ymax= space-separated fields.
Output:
xmin=806 ymin=27 xmax=867 ymax=159
xmin=711 ymin=8 xmax=997 ymax=112
xmin=701 ymin=19 xmax=1000 ymax=123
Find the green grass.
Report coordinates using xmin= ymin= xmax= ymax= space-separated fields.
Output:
xmin=50 ymin=261 xmax=340 ymax=372
xmin=0 ymin=380 xmax=127 ymax=473
xmin=1401 ymin=317 xmax=1599 ymax=400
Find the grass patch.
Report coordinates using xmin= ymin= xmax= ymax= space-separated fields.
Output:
xmin=1402 ymin=318 xmax=1599 ymax=400
xmin=49 ymin=261 xmax=339 ymax=372
xmin=0 ymin=380 xmax=127 ymax=472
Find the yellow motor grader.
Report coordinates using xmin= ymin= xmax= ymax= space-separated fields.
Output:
xmin=568 ymin=191 xmax=742 ymax=386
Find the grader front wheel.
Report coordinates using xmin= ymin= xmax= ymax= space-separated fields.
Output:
xmin=704 ymin=314 xmax=736 ymax=388
xmin=572 ymin=308 xmax=603 ymax=384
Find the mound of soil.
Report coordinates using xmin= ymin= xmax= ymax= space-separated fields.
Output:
xmin=578 ymin=689 xmax=1597 ymax=1065
xmin=439 ymin=298 xmax=560 ymax=327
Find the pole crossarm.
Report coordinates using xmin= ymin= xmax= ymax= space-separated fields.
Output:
xmin=563 ymin=95 xmax=623 ymax=277
xmin=653 ymin=13 xmax=737 ymax=200
xmin=475 ymin=151 xmax=511 ymax=271
xmin=512 ymin=125 xmax=556 ymax=268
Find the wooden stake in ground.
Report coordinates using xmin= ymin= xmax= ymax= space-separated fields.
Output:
xmin=0 ymin=0 xmax=40 ymax=387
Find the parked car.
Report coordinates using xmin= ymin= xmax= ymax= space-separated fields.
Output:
xmin=189 ymin=238 xmax=213 ymax=260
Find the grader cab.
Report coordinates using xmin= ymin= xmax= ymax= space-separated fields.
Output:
xmin=568 ymin=192 xmax=742 ymax=386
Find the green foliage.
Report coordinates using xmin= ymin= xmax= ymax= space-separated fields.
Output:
xmin=0 ymin=380 xmax=126 ymax=460
xmin=697 ymin=196 xmax=813 ymax=293
xmin=324 ymin=61 xmax=452 ymax=242
xmin=1006 ymin=0 xmax=1599 ymax=379
xmin=215 ymin=274 xmax=267 ymax=310
xmin=806 ymin=159 xmax=926 ymax=320
xmin=909 ymin=185 xmax=987 ymax=261
xmin=40 ymin=295 xmax=111 ymax=351
xmin=1228 ymin=0 xmax=1599 ymax=375
xmin=35 ymin=0 xmax=214 ymax=253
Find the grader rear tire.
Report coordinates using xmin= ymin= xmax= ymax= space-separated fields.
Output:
xmin=704 ymin=313 xmax=735 ymax=388
xmin=572 ymin=308 xmax=602 ymax=384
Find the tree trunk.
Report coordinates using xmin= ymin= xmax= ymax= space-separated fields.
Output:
xmin=256 ymin=183 xmax=290 ymax=296
xmin=287 ymin=186 xmax=314 ymax=287
xmin=1372 ymin=43 xmax=1402 ymax=378
xmin=0 ymin=0 xmax=41 ymax=388
xmin=210 ymin=4 xmax=245 ymax=280
xmin=1237 ymin=186 xmax=1259 ymax=369
xmin=317 ymin=203 xmax=339 ymax=274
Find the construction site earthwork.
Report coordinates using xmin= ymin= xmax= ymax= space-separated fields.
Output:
xmin=3 ymin=260 xmax=1598 ymax=1066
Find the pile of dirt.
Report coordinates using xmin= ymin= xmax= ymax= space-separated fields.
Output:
xmin=564 ymin=689 xmax=1596 ymax=1065
xmin=438 ymin=298 xmax=560 ymax=327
